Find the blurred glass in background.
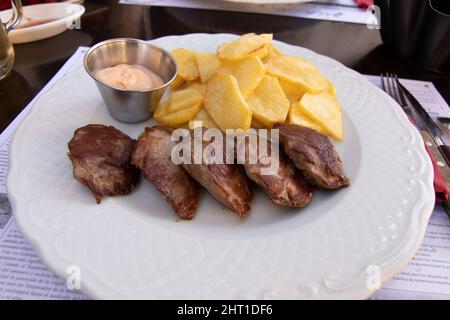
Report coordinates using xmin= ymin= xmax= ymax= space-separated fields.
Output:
xmin=375 ymin=0 xmax=450 ymax=73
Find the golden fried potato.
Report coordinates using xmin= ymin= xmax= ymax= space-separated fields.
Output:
xmin=164 ymin=35 xmax=342 ymax=137
xmin=251 ymin=117 xmax=265 ymax=129
xmin=269 ymin=44 xmax=283 ymax=57
xmin=232 ymin=56 xmax=265 ymax=98
xmin=175 ymin=122 xmax=189 ymax=129
xmin=248 ymin=45 xmax=269 ymax=60
xmin=266 ymin=55 xmax=329 ymax=93
xmin=288 ymin=102 xmax=327 ymax=135
xmin=279 ymin=79 xmax=307 ymax=104
xmin=299 ymin=92 xmax=343 ymax=140
xmin=262 ymin=44 xmax=283 ymax=63
xmin=204 ymin=73 xmax=252 ymax=131
xmin=327 ymin=80 xmax=336 ymax=97
xmin=154 ymin=101 xmax=170 ymax=118
xmin=186 ymin=81 xmax=207 ymax=96
xmin=170 ymin=74 xmax=185 ymax=89
xmin=217 ymin=59 xmax=241 ymax=74
xmin=154 ymin=100 xmax=202 ymax=127
xmin=194 ymin=52 xmax=222 ymax=83
xmin=246 ymin=75 xmax=290 ymax=127
xmin=168 ymin=88 xmax=203 ymax=112
xmin=171 ymin=48 xmax=199 ymax=81
xmin=188 ymin=108 xmax=218 ymax=129
xmin=217 ymin=33 xmax=273 ymax=61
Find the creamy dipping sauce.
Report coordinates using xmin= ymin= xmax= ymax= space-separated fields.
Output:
xmin=94 ymin=64 xmax=164 ymax=91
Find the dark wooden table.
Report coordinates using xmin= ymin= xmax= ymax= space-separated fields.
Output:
xmin=1 ymin=0 xmax=449 ymax=133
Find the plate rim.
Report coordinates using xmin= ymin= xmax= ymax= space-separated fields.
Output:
xmin=1 ymin=3 xmax=85 ymax=44
xmin=6 ymin=33 xmax=435 ymax=300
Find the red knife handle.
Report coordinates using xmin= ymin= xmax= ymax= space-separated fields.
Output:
xmin=420 ymin=130 xmax=450 ymax=217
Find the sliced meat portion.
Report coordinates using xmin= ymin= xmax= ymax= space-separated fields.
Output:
xmin=277 ymin=124 xmax=349 ymax=189
xmin=238 ymin=133 xmax=313 ymax=207
xmin=131 ymin=126 xmax=200 ymax=220
xmin=182 ymin=130 xmax=253 ymax=217
xmin=68 ymin=124 xmax=140 ymax=204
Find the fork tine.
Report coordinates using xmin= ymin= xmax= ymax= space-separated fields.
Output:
xmin=390 ymin=73 xmax=399 ymax=103
xmin=382 ymin=73 xmax=391 ymax=97
xmin=380 ymin=73 xmax=401 ymax=105
xmin=393 ymin=73 xmax=407 ymax=106
xmin=380 ymin=73 xmax=387 ymax=92
xmin=389 ymin=73 xmax=400 ymax=104
xmin=391 ymin=73 xmax=403 ymax=105
xmin=385 ymin=73 xmax=394 ymax=101
xmin=385 ymin=73 xmax=393 ymax=99
xmin=389 ymin=73 xmax=401 ymax=104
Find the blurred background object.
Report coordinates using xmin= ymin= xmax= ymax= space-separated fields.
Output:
xmin=412 ymin=0 xmax=450 ymax=73
xmin=0 ymin=0 xmax=22 ymax=80
xmin=375 ymin=0 xmax=450 ymax=74
xmin=1 ymin=0 xmax=53 ymax=10
xmin=119 ymin=0 xmax=373 ymax=24
xmin=0 ymin=2 xmax=85 ymax=44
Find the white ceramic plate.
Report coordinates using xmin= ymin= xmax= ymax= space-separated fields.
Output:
xmin=0 ymin=3 xmax=85 ymax=44
xmin=7 ymin=34 xmax=435 ymax=299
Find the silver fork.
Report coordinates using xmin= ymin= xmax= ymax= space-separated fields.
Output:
xmin=380 ymin=73 xmax=436 ymax=146
xmin=380 ymin=73 xmax=414 ymax=118
xmin=381 ymin=73 xmax=450 ymax=218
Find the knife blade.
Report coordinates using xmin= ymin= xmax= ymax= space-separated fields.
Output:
xmin=396 ymin=80 xmax=450 ymax=168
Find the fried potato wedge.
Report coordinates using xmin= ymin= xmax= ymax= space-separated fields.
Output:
xmin=251 ymin=117 xmax=265 ymax=129
xmin=266 ymin=55 xmax=329 ymax=93
xmin=168 ymin=88 xmax=203 ymax=112
xmin=170 ymin=74 xmax=185 ymax=89
xmin=221 ymin=46 xmax=268 ymax=67
xmin=188 ymin=108 xmax=218 ymax=129
xmin=171 ymin=48 xmax=199 ymax=81
xmin=175 ymin=122 xmax=189 ymax=129
xmin=327 ymin=80 xmax=336 ymax=97
xmin=279 ymin=79 xmax=307 ymax=104
xmin=217 ymin=33 xmax=273 ymax=61
xmin=195 ymin=52 xmax=222 ymax=83
xmin=232 ymin=56 xmax=265 ymax=98
xmin=162 ymin=34 xmax=342 ymax=139
xmin=154 ymin=101 xmax=170 ymax=118
xmin=216 ymin=60 xmax=239 ymax=74
xmin=204 ymin=73 xmax=252 ymax=131
xmin=262 ymin=44 xmax=283 ymax=63
xmin=246 ymin=75 xmax=290 ymax=127
xmin=269 ymin=44 xmax=283 ymax=57
xmin=186 ymin=81 xmax=207 ymax=96
xmin=299 ymin=92 xmax=343 ymax=140
xmin=248 ymin=45 xmax=269 ymax=60
xmin=288 ymin=102 xmax=327 ymax=135
xmin=154 ymin=101 xmax=202 ymax=127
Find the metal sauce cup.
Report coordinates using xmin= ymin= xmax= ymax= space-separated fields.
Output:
xmin=83 ymin=38 xmax=177 ymax=123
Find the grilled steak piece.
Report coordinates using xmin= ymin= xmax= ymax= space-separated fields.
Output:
xmin=238 ymin=134 xmax=313 ymax=207
xmin=131 ymin=126 xmax=200 ymax=219
xmin=277 ymin=125 xmax=349 ymax=189
xmin=181 ymin=131 xmax=253 ymax=217
xmin=68 ymin=124 xmax=140 ymax=204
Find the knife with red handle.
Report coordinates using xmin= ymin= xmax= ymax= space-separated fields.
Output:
xmin=397 ymin=81 xmax=450 ymax=168
xmin=396 ymin=80 xmax=450 ymax=218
